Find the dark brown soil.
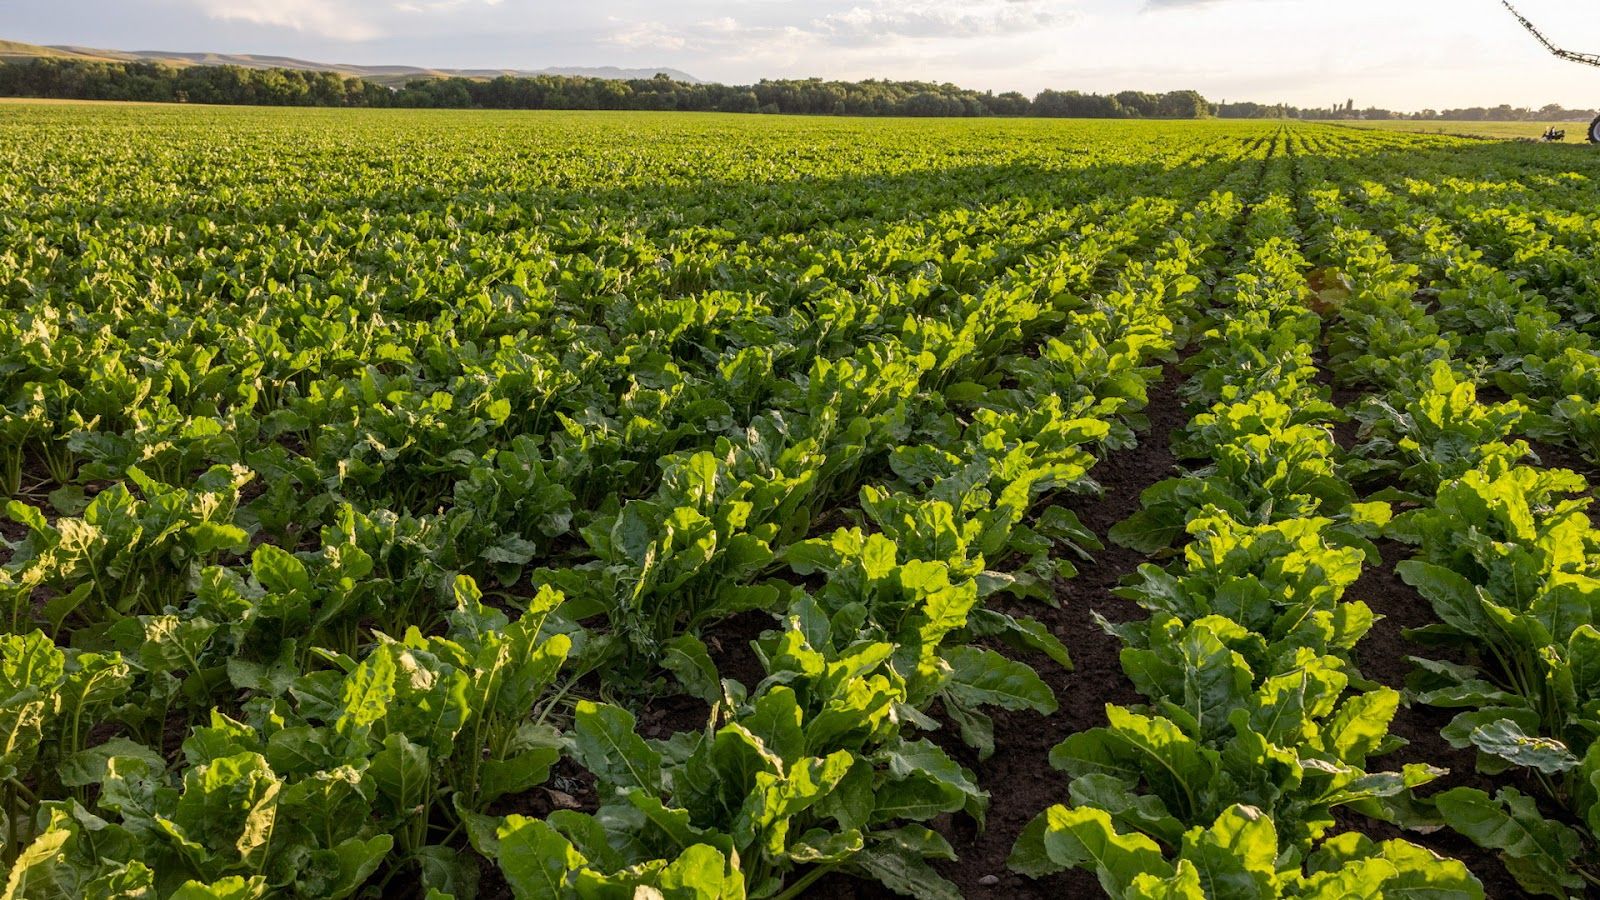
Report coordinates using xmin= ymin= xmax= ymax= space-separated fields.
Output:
xmin=1330 ymin=416 xmax=1360 ymax=455
xmin=1476 ymin=384 xmax=1514 ymax=405
xmin=1328 ymin=386 xmax=1364 ymax=454
xmin=0 ymin=516 xmax=24 ymax=567
xmin=161 ymin=710 xmax=191 ymax=763
xmin=1313 ymin=352 xmax=1367 ymax=455
xmin=701 ymin=609 xmax=775 ymax=695
xmin=914 ymin=361 xmax=1191 ymax=899
xmin=638 ymin=692 xmax=713 ymax=739
xmin=487 ymin=758 xmax=599 ymax=820
xmin=1528 ymin=438 xmax=1598 ymax=481
xmin=1350 ymin=539 xmax=1467 ymax=676
xmin=1347 ymin=538 xmax=1522 ymax=895
xmin=11 ymin=449 xmax=59 ymax=501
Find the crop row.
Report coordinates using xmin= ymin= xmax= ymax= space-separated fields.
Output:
xmin=1306 ymin=180 xmax=1600 ymax=896
xmin=1009 ymin=139 xmax=1485 ymax=898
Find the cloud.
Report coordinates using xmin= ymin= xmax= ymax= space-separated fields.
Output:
xmin=604 ymin=0 xmax=1066 ymax=61
xmin=199 ymin=0 xmax=383 ymax=39
xmin=812 ymin=1 xmax=1061 ymax=41
xmin=1140 ymin=0 xmax=1266 ymax=10
xmin=396 ymin=0 xmax=504 ymax=12
xmin=607 ymin=20 xmax=691 ymax=51
xmin=188 ymin=0 xmax=506 ymax=41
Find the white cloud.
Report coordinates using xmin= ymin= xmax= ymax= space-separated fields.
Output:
xmin=199 ymin=0 xmax=383 ymax=40
xmin=396 ymin=0 xmax=503 ymax=12
xmin=602 ymin=0 xmax=1068 ymax=68
xmin=189 ymin=0 xmax=507 ymax=41
xmin=812 ymin=1 xmax=1061 ymax=41
xmin=607 ymin=20 xmax=691 ymax=52
xmin=603 ymin=15 xmax=809 ymax=62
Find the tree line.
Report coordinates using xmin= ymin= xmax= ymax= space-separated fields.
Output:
xmin=1217 ymin=99 xmax=1600 ymax=122
xmin=12 ymin=58 xmax=1580 ymax=122
xmin=0 ymin=58 xmax=1212 ymax=118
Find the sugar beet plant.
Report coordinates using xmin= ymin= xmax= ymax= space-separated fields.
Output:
xmin=2 ymin=104 xmax=1598 ymax=898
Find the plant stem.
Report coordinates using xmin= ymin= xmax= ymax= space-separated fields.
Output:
xmin=771 ymin=863 xmax=839 ymax=900
xmin=6 ymin=778 xmax=37 ymax=807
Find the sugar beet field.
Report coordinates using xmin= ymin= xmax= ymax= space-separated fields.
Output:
xmin=4 ymin=104 xmax=1600 ymax=899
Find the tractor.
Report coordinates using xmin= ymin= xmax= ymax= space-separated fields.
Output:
xmin=1502 ymin=1 xmax=1600 ymax=143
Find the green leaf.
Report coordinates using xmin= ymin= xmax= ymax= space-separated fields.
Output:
xmin=1440 ymin=707 xmax=1540 ymax=751
xmin=1468 ymin=719 xmax=1579 ymax=775
xmin=1128 ymin=859 xmax=1206 ymax=900
xmin=494 ymin=815 xmax=586 ymax=900
xmin=305 ymin=835 xmax=394 ymax=900
xmin=2 ymin=824 xmax=79 ymax=900
xmin=1175 ymin=805 xmax=1278 ymax=900
xmin=1325 ymin=689 xmax=1399 ymax=763
xmin=170 ymin=752 xmax=281 ymax=874
xmin=1033 ymin=804 xmax=1172 ymax=897
xmin=252 ymin=543 xmax=312 ymax=596
xmin=736 ymin=750 xmax=854 ymax=847
xmin=416 ymin=843 xmax=481 ymax=899
xmin=1068 ymin=773 xmax=1183 ymax=848
xmin=1396 ymin=562 xmax=1491 ymax=638
xmin=941 ymin=646 xmax=1057 ymax=714
xmin=60 ymin=739 xmax=166 ymax=789
xmin=334 ymin=646 xmax=396 ymax=743
xmin=853 ymin=840 xmax=961 ymax=900
xmin=370 ymin=734 xmax=433 ymax=817
xmin=479 ymin=748 xmax=561 ymax=806
xmin=168 ymin=876 xmax=269 ymax=900
xmin=663 ymin=634 xmax=722 ymax=704
xmin=786 ymin=828 xmax=866 ymax=864
xmin=1369 ymin=838 xmax=1485 ymax=900
xmin=569 ymin=700 xmax=661 ymax=795
xmin=1434 ymin=788 xmax=1583 ymax=897
xmin=654 ymin=844 xmax=745 ymax=899
xmin=1110 ymin=508 xmax=1186 ymax=554
xmin=1009 ymin=811 xmax=1058 ymax=879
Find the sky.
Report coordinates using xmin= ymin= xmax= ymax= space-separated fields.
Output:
xmin=8 ymin=0 xmax=1600 ymax=110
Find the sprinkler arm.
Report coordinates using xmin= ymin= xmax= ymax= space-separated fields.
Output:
xmin=1502 ymin=1 xmax=1600 ymax=67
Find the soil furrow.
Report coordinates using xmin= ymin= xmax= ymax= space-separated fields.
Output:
xmin=925 ymin=360 xmax=1192 ymax=899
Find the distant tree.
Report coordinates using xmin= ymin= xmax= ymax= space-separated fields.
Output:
xmin=0 ymin=57 xmax=1228 ymax=120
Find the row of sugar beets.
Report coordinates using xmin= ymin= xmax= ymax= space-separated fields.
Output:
xmin=1007 ymin=139 xmax=1491 ymax=899
xmin=1303 ymin=171 xmax=1600 ymax=898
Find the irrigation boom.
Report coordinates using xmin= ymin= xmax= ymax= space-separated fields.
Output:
xmin=1502 ymin=1 xmax=1600 ymax=67
xmin=1501 ymin=1 xmax=1600 ymax=141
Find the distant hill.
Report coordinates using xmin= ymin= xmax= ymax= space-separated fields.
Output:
xmin=0 ymin=39 xmax=121 ymax=62
xmin=0 ymin=39 xmax=700 ymax=85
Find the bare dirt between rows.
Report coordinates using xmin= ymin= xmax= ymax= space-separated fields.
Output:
xmin=1348 ymin=545 xmax=1523 ymax=896
xmin=817 ymin=361 xmax=1193 ymax=899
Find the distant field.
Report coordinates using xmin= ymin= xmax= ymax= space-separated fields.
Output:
xmin=1324 ymin=118 xmax=1595 ymax=143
